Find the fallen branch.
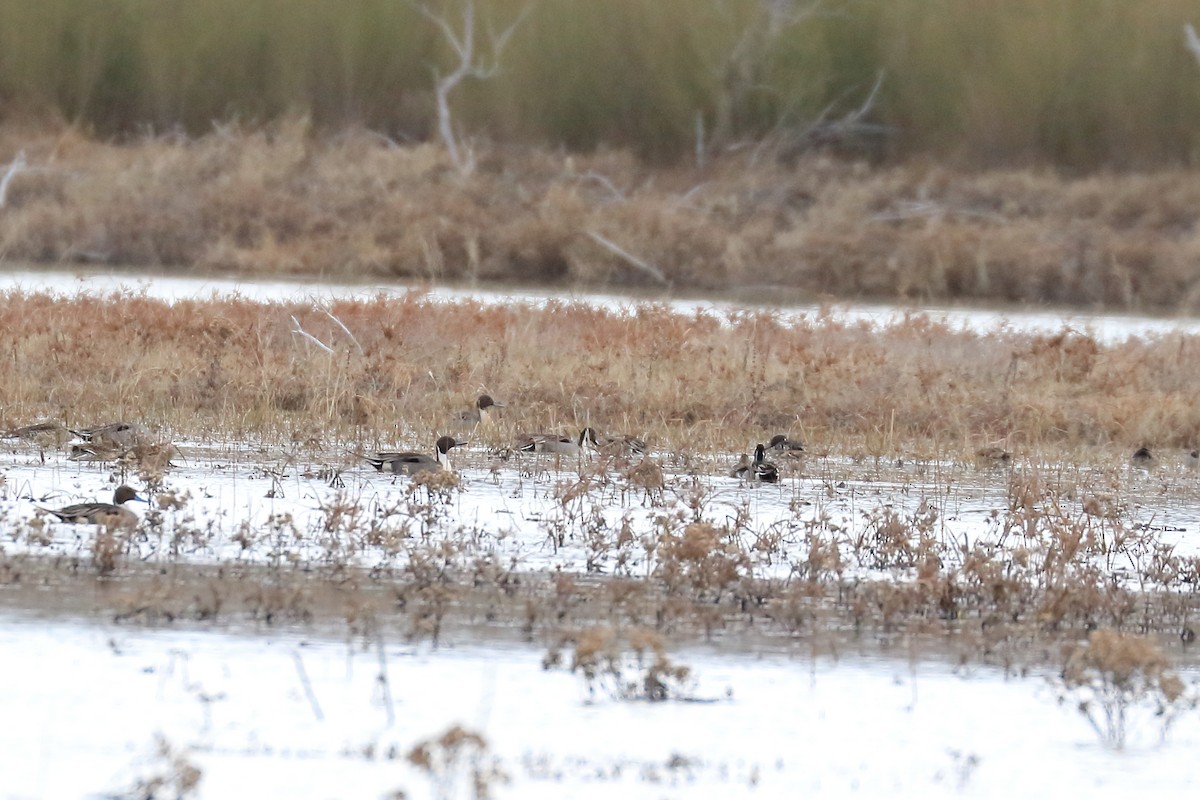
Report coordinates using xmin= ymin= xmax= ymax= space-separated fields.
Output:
xmin=869 ymin=200 xmax=1005 ymax=224
xmin=586 ymin=231 xmax=669 ymax=286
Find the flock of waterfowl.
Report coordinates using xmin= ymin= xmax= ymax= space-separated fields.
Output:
xmin=6 ymin=394 xmax=805 ymax=529
xmin=359 ymin=395 xmax=802 ymax=483
xmin=18 ymin=393 xmax=1191 ymax=534
xmin=1 ymin=420 xmax=160 ymax=528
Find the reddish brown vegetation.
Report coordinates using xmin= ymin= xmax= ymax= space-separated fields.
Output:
xmin=2 ymin=291 xmax=1199 ymax=455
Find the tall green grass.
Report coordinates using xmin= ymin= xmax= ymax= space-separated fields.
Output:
xmin=2 ymin=0 xmax=1200 ymax=166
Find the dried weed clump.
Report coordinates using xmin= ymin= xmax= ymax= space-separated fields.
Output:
xmin=406 ymin=724 xmax=506 ymax=800
xmin=3 ymin=123 xmax=1200 ymax=309
xmin=126 ymin=734 xmax=203 ymax=800
xmin=544 ymin=625 xmax=694 ymax=703
xmin=1059 ymin=629 xmax=1196 ymax=750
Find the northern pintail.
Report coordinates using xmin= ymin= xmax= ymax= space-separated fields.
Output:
xmin=40 ymin=485 xmax=146 ymax=528
xmin=363 ymin=436 xmax=465 ymax=475
xmin=767 ymin=434 xmax=805 ymax=455
xmin=730 ymin=444 xmax=778 ymax=483
xmin=583 ymin=427 xmax=647 ymax=456
xmin=69 ymin=421 xmax=151 ymax=449
xmin=3 ymin=420 xmax=70 ymax=446
xmin=515 ymin=429 xmax=590 ymax=456
xmin=452 ymin=395 xmax=506 ymax=427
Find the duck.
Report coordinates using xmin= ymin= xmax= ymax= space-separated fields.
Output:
xmin=1188 ymin=449 xmax=1199 ymax=470
xmin=767 ymin=434 xmax=805 ymax=456
xmin=584 ymin=427 xmax=647 ymax=457
xmin=451 ymin=395 xmax=506 ymax=427
xmin=69 ymin=421 xmax=151 ymax=449
xmin=729 ymin=453 xmax=753 ymax=479
xmin=1131 ymin=446 xmax=1153 ymax=466
xmin=363 ymin=436 xmax=465 ymax=475
xmin=40 ymin=485 xmax=146 ymax=528
xmin=731 ymin=444 xmax=778 ymax=483
xmin=2 ymin=420 xmax=70 ymax=446
xmin=515 ymin=428 xmax=590 ymax=456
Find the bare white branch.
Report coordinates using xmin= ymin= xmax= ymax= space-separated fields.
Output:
xmin=0 ymin=150 xmax=28 ymax=209
xmin=290 ymin=315 xmax=335 ymax=354
xmin=575 ymin=171 xmax=626 ymax=202
xmin=321 ymin=307 xmax=364 ymax=355
xmin=1185 ymin=23 xmax=1200 ymax=65
xmin=416 ymin=0 xmax=532 ymax=174
xmin=586 ymin=231 xmax=669 ymax=286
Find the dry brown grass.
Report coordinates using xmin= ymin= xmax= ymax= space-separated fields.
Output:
xmin=3 ymin=290 xmax=1200 ymax=457
xmin=4 ymin=122 xmax=1200 ymax=310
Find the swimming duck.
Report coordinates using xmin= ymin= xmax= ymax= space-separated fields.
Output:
xmin=731 ymin=445 xmax=778 ymax=483
xmin=515 ymin=429 xmax=589 ymax=456
xmin=69 ymin=421 xmax=151 ymax=449
xmin=40 ymin=485 xmax=146 ymax=528
xmin=767 ymin=434 xmax=805 ymax=456
xmin=363 ymin=436 xmax=465 ymax=475
xmin=1131 ymin=446 xmax=1153 ymax=466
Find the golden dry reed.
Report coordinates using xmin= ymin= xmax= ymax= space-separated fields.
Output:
xmin=1 ymin=290 xmax=1198 ymax=456
xmin=3 ymin=121 xmax=1200 ymax=310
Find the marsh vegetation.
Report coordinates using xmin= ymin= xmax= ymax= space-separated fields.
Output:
xmin=4 ymin=1 xmax=1200 ymax=793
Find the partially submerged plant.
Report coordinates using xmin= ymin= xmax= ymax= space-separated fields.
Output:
xmin=544 ymin=625 xmax=694 ymax=702
xmin=1058 ymin=628 xmax=1196 ymax=750
xmin=125 ymin=734 xmax=203 ymax=800
xmin=406 ymin=724 xmax=506 ymax=800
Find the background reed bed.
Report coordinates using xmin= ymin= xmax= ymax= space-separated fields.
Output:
xmin=2 ymin=290 xmax=1197 ymax=457
xmin=3 ymin=0 xmax=1200 ymax=168
xmin=4 ymin=122 xmax=1200 ymax=310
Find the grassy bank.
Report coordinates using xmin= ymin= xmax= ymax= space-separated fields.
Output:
xmin=5 ymin=124 xmax=1200 ymax=310
xmin=2 ymin=1 xmax=1200 ymax=166
xmin=2 ymin=290 xmax=1198 ymax=455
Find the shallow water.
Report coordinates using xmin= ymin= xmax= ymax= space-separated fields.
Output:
xmin=3 ymin=264 xmax=1200 ymax=343
xmin=2 ymin=613 xmax=1197 ymax=799
xmin=3 ymin=439 xmax=1198 ymax=583
xmin=4 ymin=269 xmax=1200 ymax=798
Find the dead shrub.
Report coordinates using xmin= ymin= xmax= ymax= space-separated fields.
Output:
xmin=1059 ymin=628 xmax=1196 ymax=750
xmin=544 ymin=625 xmax=694 ymax=702
xmin=407 ymin=724 xmax=506 ymax=800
